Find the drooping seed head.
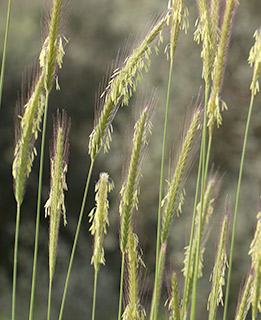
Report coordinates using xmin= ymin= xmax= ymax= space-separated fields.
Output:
xmin=88 ymin=14 xmax=167 ymax=161
xmin=89 ymin=172 xmax=114 ymax=272
xmin=45 ymin=109 xmax=70 ymax=282
xmin=12 ymin=71 xmax=45 ymax=205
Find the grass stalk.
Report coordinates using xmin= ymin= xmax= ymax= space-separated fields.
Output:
xmin=0 ymin=0 xmax=12 ymax=108
xmin=12 ymin=202 xmax=21 ymax=320
xmin=58 ymin=159 xmax=94 ymax=320
xmin=47 ymin=279 xmax=52 ymax=320
xmin=223 ymin=92 xmax=255 ymax=320
xmin=150 ymin=58 xmax=174 ymax=320
xmin=29 ymin=92 xmax=50 ymax=320
xmin=117 ymin=254 xmax=125 ymax=320
xmin=91 ymin=269 xmax=98 ymax=320
xmin=190 ymin=84 xmax=210 ymax=320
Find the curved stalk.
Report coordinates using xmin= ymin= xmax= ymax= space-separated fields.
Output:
xmin=91 ymin=270 xmax=98 ymax=320
xmin=117 ymin=254 xmax=125 ymax=320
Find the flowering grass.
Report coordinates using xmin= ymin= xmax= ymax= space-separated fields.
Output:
xmin=0 ymin=0 xmax=260 ymax=319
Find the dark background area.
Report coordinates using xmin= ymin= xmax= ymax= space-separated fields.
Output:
xmin=0 ymin=0 xmax=260 ymax=319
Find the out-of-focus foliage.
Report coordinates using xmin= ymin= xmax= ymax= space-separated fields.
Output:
xmin=0 ymin=0 xmax=260 ymax=319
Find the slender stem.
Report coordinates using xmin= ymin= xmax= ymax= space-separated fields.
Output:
xmin=12 ymin=202 xmax=21 ymax=320
xmin=223 ymin=93 xmax=255 ymax=320
xmin=150 ymin=58 xmax=174 ymax=320
xmin=29 ymin=92 xmax=50 ymax=320
xmin=47 ymin=279 xmax=52 ymax=320
xmin=58 ymin=160 xmax=94 ymax=320
xmin=117 ymin=253 xmax=125 ymax=320
xmin=91 ymin=269 xmax=98 ymax=320
xmin=190 ymin=84 xmax=210 ymax=320
xmin=181 ymin=138 xmax=203 ymax=319
xmin=0 ymin=0 xmax=12 ymax=108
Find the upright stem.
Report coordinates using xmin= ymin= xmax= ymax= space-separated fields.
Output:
xmin=190 ymin=84 xmax=210 ymax=320
xmin=117 ymin=253 xmax=125 ymax=320
xmin=12 ymin=202 xmax=21 ymax=320
xmin=47 ymin=279 xmax=52 ymax=320
xmin=0 ymin=0 xmax=12 ymax=108
xmin=223 ymin=93 xmax=255 ymax=320
xmin=150 ymin=58 xmax=174 ymax=320
xmin=91 ymin=269 xmax=98 ymax=320
xmin=58 ymin=160 xmax=94 ymax=320
xmin=29 ymin=92 xmax=50 ymax=320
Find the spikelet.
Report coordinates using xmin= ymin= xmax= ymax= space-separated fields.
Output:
xmin=207 ymin=0 xmax=238 ymax=134
xmin=182 ymin=177 xmax=217 ymax=315
xmin=45 ymin=110 xmax=70 ymax=282
xmin=248 ymin=212 xmax=261 ymax=319
xmin=120 ymin=102 xmax=154 ymax=254
xmin=40 ymin=0 xmax=66 ymax=93
xmin=12 ymin=71 xmax=45 ymax=205
xmin=122 ymin=231 xmax=146 ymax=320
xmin=194 ymin=0 xmax=214 ymax=83
xmin=161 ymin=110 xmax=200 ymax=244
xmin=88 ymin=14 xmax=167 ymax=161
xmin=235 ymin=273 xmax=253 ymax=320
xmin=89 ymin=172 xmax=114 ymax=272
xmin=167 ymin=0 xmax=187 ymax=61
xmin=210 ymin=0 xmax=221 ymax=55
xmin=248 ymin=28 xmax=261 ymax=96
xmin=168 ymin=272 xmax=181 ymax=320
xmin=207 ymin=213 xmax=229 ymax=320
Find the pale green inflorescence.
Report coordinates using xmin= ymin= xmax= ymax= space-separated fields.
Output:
xmin=248 ymin=28 xmax=261 ymax=96
xmin=12 ymin=72 xmax=45 ymax=205
xmin=207 ymin=0 xmax=238 ymax=134
xmin=168 ymin=272 xmax=181 ymax=320
xmin=182 ymin=178 xmax=216 ymax=315
xmin=207 ymin=214 xmax=228 ymax=320
xmin=45 ymin=110 xmax=70 ymax=282
xmin=235 ymin=274 xmax=253 ymax=320
xmin=88 ymin=14 xmax=167 ymax=161
xmin=248 ymin=212 xmax=261 ymax=319
xmin=161 ymin=110 xmax=200 ymax=244
xmin=89 ymin=172 xmax=114 ymax=272
xmin=122 ymin=232 xmax=146 ymax=320
xmin=120 ymin=106 xmax=152 ymax=254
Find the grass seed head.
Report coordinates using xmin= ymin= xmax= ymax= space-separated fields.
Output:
xmin=89 ymin=172 xmax=114 ymax=272
xmin=45 ymin=109 xmax=70 ymax=282
xmin=235 ymin=273 xmax=253 ymax=320
xmin=248 ymin=28 xmax=261 ymax=96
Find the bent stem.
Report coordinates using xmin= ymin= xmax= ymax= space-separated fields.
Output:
xmin=58 ymin=159 xmax=94 ymax=320
xmin=0 ymin=0 xmax=12 ymax=108
xmin=223 ymin=93 xmax=255 ymax=320
xmin=12 ymin=202 xmax=21 ymax=320
xmin=150 ymin=58 xmax=174 ymax=320
xmin=29 ymin=93 xmax=50 ymax=320
xmin=117 ymin=254 xmax=125 ymax=320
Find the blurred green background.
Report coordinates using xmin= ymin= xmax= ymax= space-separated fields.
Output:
xmin=0 ymin=0 xmax=260 ymax=319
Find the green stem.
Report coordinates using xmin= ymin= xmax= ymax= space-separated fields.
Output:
xmin=12 ymin=202 xmax=21 ymax=320
xmin=117 ymin=253 xmax=125 ymax=320
xmin=190 ymin=84 xmax=210 ymax=320
xmin=181 ymin=139 xmax=203 ymax=319
xmin=47 ymin=279 xmax=52 ymax=320
xmin=58 ymin=160 xmax=94 ymax=320
xmin=29 ymin=92 xmax=50 ymax=320
xmin=0 ymin=0 xmax=12 ymax=108
xmin=150 ymin=58 xmax=174 ymax=320
xmin=91 ymin=269 xmax=98 ymax=320
xmin=223 ymin=93 xmax=255 ymax=320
